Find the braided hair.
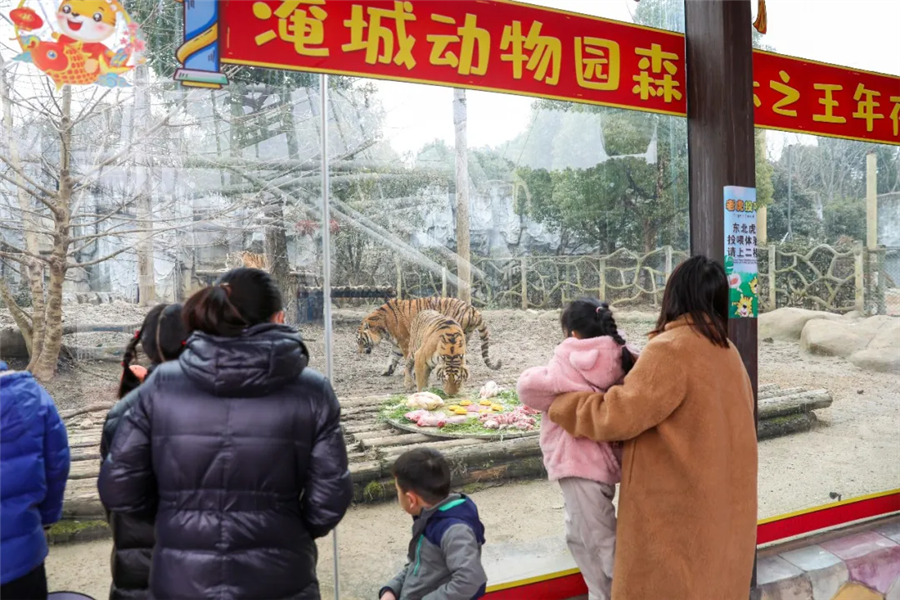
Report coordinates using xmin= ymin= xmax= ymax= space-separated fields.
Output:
xmin=560 ymin=298 xmax=636 ymax=375
xmin=118 ymin=303 xmax=189 ymax=398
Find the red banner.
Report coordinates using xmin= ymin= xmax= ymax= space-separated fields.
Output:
xmin=219 ymin=0 xmax=687 ymax=117
xmin=753 ymin=50 xmax=900 ymax=146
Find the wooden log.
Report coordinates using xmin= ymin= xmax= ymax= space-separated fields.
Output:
xmin=342 ymin=422 xmax=390 ymax=435
xmin=68 ymin=461 xmax=100 ymax=481
xmin=759 ymin=387 xmax=805 ymax=400
xmin=70 ymin=452 xmax=101 ymax=463
xmin=381 ymin=437 xmax=489 ymax=459
xmin=61 ymin=403 xmax=115 ymax=420
xmin=758 ymin=412 xmax=817 ymax=440
xmin=361 ymin=433 xmax=434 ymax=449
xmin=758 ymin=390 xmax=832 ymax=420
xmin=759 ymin=383 xmax=778 ymax=394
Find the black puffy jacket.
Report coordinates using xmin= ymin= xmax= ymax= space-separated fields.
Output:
xmin=100 ymin=378 xmax=156 ymax=600
xmin=98 ymin=324 xmax=353 ymax=600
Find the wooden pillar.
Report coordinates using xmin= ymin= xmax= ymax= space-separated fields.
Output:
xmin=684 ymin=1 xmax=758 ymax=583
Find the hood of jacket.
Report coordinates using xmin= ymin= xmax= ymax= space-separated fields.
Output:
xmin=179 ymin=323 xmax=309 ymax=397
xmin=553 ymin=335 xmax=628 ymax=391
xmin=409 ymin=494 xmax=485 ymax=559
xmin=0 ymin=365 xmax=42 ymax=443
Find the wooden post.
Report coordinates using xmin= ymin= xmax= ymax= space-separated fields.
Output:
xmin=598 ymin=258 xmax=606 ymax=302
xmin=768 ymin=245 xmax=777 ymax=311
xmin=441 ymin=267 xmax=448 ymax=297
xmin=866 ymin=152 xmax=878 ymax=251
xmin=520 ymin=257 xmax=528 ymax=310
xmin=664 ymin=245 xmax=674 ymax=281
xmin=757 ymin=205 xmax=768 ymax=247
xmin=854 ymin=245 xmax=865 ymax=315
xmin=395 ymin=261 xmax=402 ymax=299
xmin=685 ymin=1 xmax=757 ymax=583
xmin=454 ymin=89 xmax=472 ymax=303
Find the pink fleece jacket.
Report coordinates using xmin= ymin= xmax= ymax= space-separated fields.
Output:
xmin=517 ymin=336 xmax=630 ymax=484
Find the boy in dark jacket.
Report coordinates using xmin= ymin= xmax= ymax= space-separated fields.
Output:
xmin=380 ymin=448 xmax=487 ymax=600
xmin=0 ymin=362 xmax=70 ymax=599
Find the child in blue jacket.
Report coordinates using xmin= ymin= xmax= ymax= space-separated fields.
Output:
xmin=1 ymin=362 xmax=70 ymax=599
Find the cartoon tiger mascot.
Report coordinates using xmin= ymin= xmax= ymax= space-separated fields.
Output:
xmin=357 ymin=297 xmax=502 ymax=376
xmin=733 ymin=295 xmax=754 ymax=318
xmin=405 ymin=310 xmax=469 ymax=396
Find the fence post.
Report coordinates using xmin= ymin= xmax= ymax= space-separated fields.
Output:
xmin=520 ymin=257 xmax=528 ymax=310
xmin=768 ymin=245 xmax=777 ymax=311
xmin=664 ymin=246 xmax=673 ymax=280
xmin=598 ymin=258 xmax=606 ymax=302
xmin=563 ymin=263 xmax=570 ymax=305
xmin=395 ymin=261 xmax=402 ymax=299
xmin=854 ymin=245 xmax=865 ymax=315
xmin=441 ymin=267 xmax=447 ymax=297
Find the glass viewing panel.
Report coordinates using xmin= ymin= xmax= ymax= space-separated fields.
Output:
xmin=752 ymin=1 xmax=900 ymax=521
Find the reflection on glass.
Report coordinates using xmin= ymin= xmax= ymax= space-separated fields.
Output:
xmin=324 ymin=58 xmax=689 ymax=594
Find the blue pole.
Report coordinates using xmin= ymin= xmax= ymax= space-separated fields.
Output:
xmin=174 ymin=0 xmax=228 ymax=88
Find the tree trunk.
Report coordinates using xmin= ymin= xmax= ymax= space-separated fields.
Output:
xmin=134 ymin=66 xmax=156 ymax=306
xmin=0 ymin=52 xmax=47 ymax=365
xmin=266 ymin=87 xmax=298 ymax=321
xmin=453 ymin=89 xmax=471 ymax=303
xmin=32 ymin=87 xmax=73 ymax=382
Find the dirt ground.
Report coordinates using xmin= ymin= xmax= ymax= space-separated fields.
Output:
xmin=5 ymin=303 xmax=899 ymax=598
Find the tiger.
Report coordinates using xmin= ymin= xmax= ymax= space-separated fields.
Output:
xmin=356 ymin=297 xmax=502 ymax=376
xmin=225 ymin=251 xmax=269 ymax=271
xmin=405 ymin=310 xmax=469 ymax=397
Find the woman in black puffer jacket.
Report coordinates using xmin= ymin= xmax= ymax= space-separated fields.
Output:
xmin=99 ymin=268 xmax=353 ymax=599
xmin=100 ymin=303 xmax=189 ymax=600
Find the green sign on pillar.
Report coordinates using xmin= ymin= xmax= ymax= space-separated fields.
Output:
xmin=724 ymin=186 xmax=759 ymax=319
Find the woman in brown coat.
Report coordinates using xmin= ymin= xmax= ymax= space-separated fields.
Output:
xmin=548 ymin=255 xmax=758 ymax=600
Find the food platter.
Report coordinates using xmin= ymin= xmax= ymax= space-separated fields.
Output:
xmin=380 ymin=385 xmax=542 ymax=441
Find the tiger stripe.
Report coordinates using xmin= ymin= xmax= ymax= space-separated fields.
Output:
xmin=406 ymin=310 xmax=469 ymax=396
xmin=356 ymin=297 xmax=502 ymax=376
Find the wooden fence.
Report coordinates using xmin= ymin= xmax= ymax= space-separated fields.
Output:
xmin=390 ymin=243 xmax=882 ymax=314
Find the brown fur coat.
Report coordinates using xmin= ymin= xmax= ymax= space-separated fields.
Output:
xmin=549 ymin=318 xmax=757 ymax=600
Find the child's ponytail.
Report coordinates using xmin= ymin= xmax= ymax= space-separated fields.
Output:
xmin=118 ymin=330 xmax=144 ymax=399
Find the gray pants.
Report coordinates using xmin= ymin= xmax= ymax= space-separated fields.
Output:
xmin=559 ymin=478 xmax=617 ymax=600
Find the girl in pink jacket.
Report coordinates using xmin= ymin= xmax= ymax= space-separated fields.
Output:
xmin=517 ymin=299 xmax=636 ymax=600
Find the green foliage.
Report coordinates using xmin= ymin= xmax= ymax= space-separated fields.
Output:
xmin=514 ymin=106 xmax=688 ymax=253
xmin=755 ymin=131 xmax=775 ymax=208
xmin=824 ymin=199 xmax=866 ymax=242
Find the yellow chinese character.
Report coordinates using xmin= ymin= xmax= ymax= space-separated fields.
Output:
xmin=343 ymin=1 xmax=417 ymax=69
xmin=770 ymin=71 xmax=799 ymax=117
xmin=890 ymin=95 xmax=900 ymax=137
xmin=252 ymin=0 xmax=328 ymax=57
xmin=753 ymin=81 xmax=760 ymax=108
xmin=852 ymin=83 xmax=883 ymax=132
xmin=500 ymin=20 xmax=561 ymax=85
xmin=632 ymin=43 xmax=681 ymax=103
xmin=426 ymin=13 xmax=489 ymax=76
xmin=812 ymin=84 xmax=845 ymax=124
xmin=574 ymin=37 xmax=620 ymax=91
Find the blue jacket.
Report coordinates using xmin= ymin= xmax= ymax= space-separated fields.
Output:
xmin=0 ymin=362 xmax=70 ymax=584
xmin=382 ymin=494 xmax=487 ymax=600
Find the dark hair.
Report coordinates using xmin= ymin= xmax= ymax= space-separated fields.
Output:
xmin=184 ymin=268 xmax=283 ymax=337
xmin=561 ymin=298 xmax=636 ymax=375
xmin=392 ymin=448 xmax=451 ymax=505
xmin=652 ymin=255 xmax=730 ymax=348
xmin=119 ymin=303 xmax=188 ymax=398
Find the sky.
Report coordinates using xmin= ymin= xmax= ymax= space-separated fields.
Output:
xmin=372 ymin=0 xmax=900 ymax=157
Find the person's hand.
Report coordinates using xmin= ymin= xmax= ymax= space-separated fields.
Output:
xmin=380 ymin=592 xmax=397 ymax=600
